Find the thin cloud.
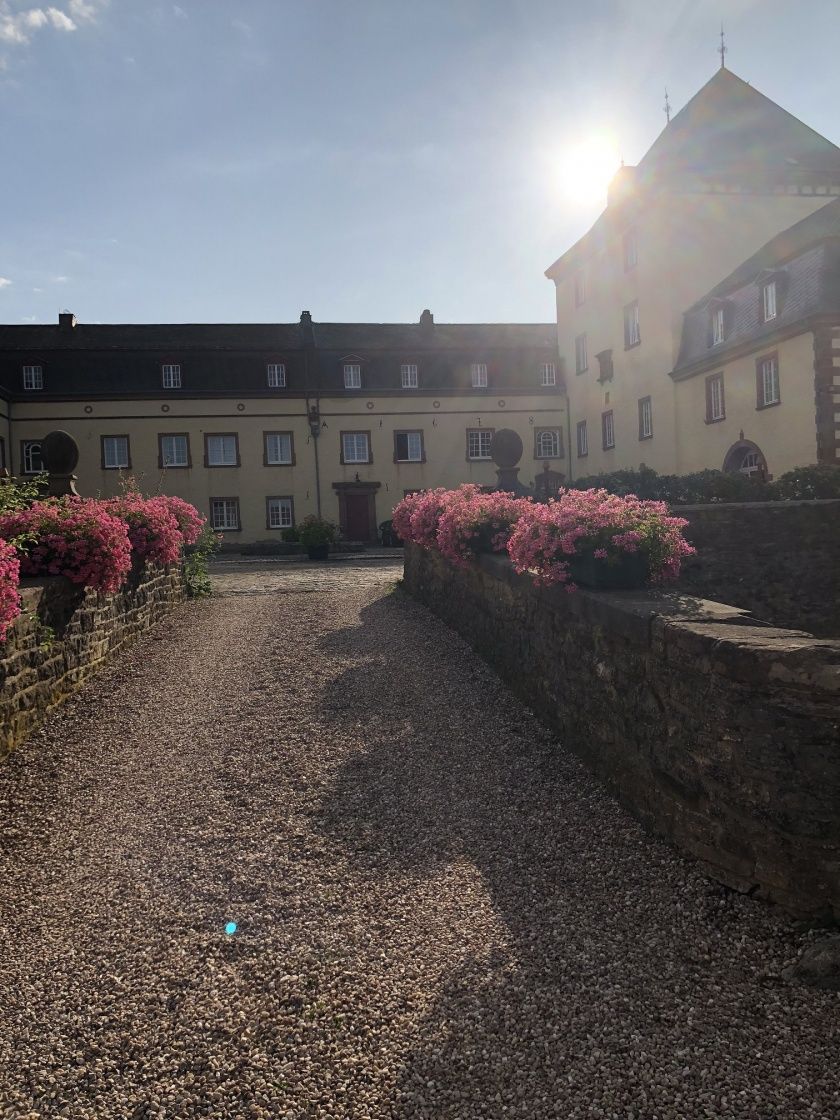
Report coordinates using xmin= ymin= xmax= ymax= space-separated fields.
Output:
xmin=0 ymin=276 xmax=12 ymax=287
xmin=46 ymin=7 xmax=75 ymax=31
xmin=0 ymin=1 xmax=105 ymax=47
xmin=51 ymin=274 xmax=69 ymax=283
xmin=21 ymin=314 xmax=37 ymax=322
xmin=172 ymin=4 xmax=187 ymax=19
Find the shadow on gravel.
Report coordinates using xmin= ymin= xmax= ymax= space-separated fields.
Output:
xmin=311 ymin=591 xmax=792 ymax=1118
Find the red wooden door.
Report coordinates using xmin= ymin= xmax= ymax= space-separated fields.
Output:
xmin=344 ymin=493 xmax=372 ymax=541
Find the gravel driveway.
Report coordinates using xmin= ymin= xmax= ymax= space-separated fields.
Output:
xmin=0 ymin=559 xmax=837 ymax=1119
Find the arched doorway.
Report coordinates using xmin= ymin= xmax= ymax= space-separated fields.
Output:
xmin=723 ymin=440 xmax=768 ymax=480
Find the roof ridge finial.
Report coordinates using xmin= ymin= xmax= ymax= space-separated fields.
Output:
xmin=718 ymin=22 xmax=727 ymax=69
xmin=663 ymin=86 xmax=671 ymax=124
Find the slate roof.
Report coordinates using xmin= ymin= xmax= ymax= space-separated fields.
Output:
xmin=673 ymin=199 xmax=840 ymax=375
xmin=0 ymin=317 xmax=559 ymax=399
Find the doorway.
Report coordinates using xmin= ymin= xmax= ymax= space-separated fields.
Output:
xmin=333 ymin=481 xmax=381 ymax=543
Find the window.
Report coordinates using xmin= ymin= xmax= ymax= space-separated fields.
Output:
xmin=623 ymin=229 xmax=638 ymax=271
xmin=21 ymin=440 xmax=43 ymax=474
xmin=757 ymin=354 xmax=780 ymax=408
xmin=401 ymin=363 xmax=418 ymax=389
xmin=101 ymin=435 xmax=130 ymax=470
xmin=575 ymin=333 xmax=588 ymax=374
xmin=264 ymin=432 xmax=294 ymax=465
xmin=162 ymin=363 xmax=182 ymax=389
xmin=471 ymin=363 xmax=488 ymax=388
xmin=159 ymin=433 xmax=190 ymax=468
xmin=205 ymin=433 xmax=240 ymax=467
xmin=535 ymin=428 xmax=562 ymax=459
xmin=467 ymin=429 xmax=493 ymax=459
xmin=267 ymin=363 xmax=286 ymax=388
xmin=343 ymin=363 xmax=361 ymax=389
xmin=341 ymin=432 xmax=371 ymax=464
xmin=638 ymin=397 xmax=653 ymax=440
xmin=394 ymin=430 xmax=424 ymax=462
xmin=602 ymin=410 xmax=615 ymax=450
xmin=266 ymin=496 xmax=294 ymax=530
xmin=574 ymin=271 xmax=586 ymax=307
xmin=210 ymin=498 xmax=240 ymax=531
xmin=711 ymin=306 xmax=725 ymax=346
xmin=595 ymin=349 xmax=614 ymax=383
xmin=624 ymin=301 xmax=640 ymax=348
xmin=22 ymin=364 xmax=43 ymax=391
xmin=762 ymin=281 xmax=777 ymax=322
xmin=706 ymin=373 xmax=725 ymax=422
xmin=540 ymin=363 xmax=557 ymax=387
xmin=576 ymin=420 xmax=588 ymax=458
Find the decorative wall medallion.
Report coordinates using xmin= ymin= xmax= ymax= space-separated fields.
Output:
xmin=161 ymin=404 xmax=170 ymax=413
xmin=237 ymin=403 xmax=245 ymax=412
xmin=497 ymin=400 xmax=506 ymax=408
xmin=366 ymin=401 xmax=374 ymax=410
xmin=433 ymin=400 xmax=441 ymax=408
xmin=84 ymin=405 xmax=93 ymax=414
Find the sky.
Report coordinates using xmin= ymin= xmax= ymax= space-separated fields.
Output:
xmin=1 ymin=0 xmax=839 ymax=326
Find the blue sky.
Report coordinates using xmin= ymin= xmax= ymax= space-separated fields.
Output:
xmin=1 ymin=0 xmax=839 ymax=325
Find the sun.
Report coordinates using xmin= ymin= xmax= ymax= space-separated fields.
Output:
xmin=558 ymin=134 xmax=622 ymax=206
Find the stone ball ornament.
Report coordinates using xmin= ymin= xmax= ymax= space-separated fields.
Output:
xmin=490 ymin=428 xmax=524 ymax=469
xmin=41 ymin=430 xmax=80 ymax=475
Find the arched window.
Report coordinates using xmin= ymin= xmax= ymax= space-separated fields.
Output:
xmin=723 ymin=440 xmax=768 ymax=479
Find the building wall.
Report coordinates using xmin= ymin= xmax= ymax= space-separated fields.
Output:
xmin=9 ymin=392 xmax=566 ymax=542
xmin=555 ymin=192 xmax=833 ymax=478
xmin=673 ymin=329 xmax=818 ymax=476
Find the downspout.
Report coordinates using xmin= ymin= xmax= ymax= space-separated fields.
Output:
xmin=301 ymin=311 xmax=322 ymax=517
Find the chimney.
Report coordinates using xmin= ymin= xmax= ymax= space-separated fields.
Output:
xmin=419 ymin=309 xmax=434 ymax=331
xmin=58 ymin=310 xmax=76 ymax=331
xmin=300 ymin=309 xmax=315 ymax=347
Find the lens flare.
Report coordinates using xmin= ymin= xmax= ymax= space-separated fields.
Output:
xmin=558 ymin=135 xmax=622 ymax=206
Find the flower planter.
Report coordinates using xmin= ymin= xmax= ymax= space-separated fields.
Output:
xmin=306 ymin=544 xmax=330 ymax=561
xmin=567 ymin=551 xmax=649 ymax=590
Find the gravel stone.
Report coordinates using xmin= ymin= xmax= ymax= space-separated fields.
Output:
xmin=0 ymin=557 xmax=837 ymax=1118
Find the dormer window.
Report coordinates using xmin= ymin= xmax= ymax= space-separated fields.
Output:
xmin=401 ymin=363 xmax=418 ymax=389
xmin=711 ymin=306 xmax=725 ymax=345
xmin=267 ymin=363 xmax=286 ymax=388
xmin=471 ymin=363 xmax=488 ymax=388
xmin=162 ymin=363 xmax=181 ymax=389
xmin=343 ymin=363 xmax=362 ymax=389
xmin=762 ymin=280 xmax=777 ymax=322
xmin=22 ymin=364 xmax=43 ymax=391
xmin=540 ymin=363 xmax=556 ymax=387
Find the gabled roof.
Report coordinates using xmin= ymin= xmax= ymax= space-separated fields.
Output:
xmin=639 ymin=68 xmax=840 ymax=183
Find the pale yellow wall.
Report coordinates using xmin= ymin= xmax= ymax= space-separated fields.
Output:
xmin=555 ymin=191 xmax=833 ymax=478
xmin=673 ymin=331 xmax=818 ymax=477
xmin=10 ymin=393 xmax=566 ymax=543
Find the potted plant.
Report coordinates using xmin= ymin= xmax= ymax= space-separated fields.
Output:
xmin=297 ymin=515 xmax=338 ymax=560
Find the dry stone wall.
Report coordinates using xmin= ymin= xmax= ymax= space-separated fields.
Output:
xmin=404 ymin=544 xmax=840 ymax=921
xmin=0 ymin=563 xmax=184 ymax=757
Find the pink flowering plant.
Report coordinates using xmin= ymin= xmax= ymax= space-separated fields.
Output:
xmin=0 ymin=498 xmax=133 ymax=594
xmin=392 ymin=485 xmax=484 ymax=550
xmin=105 ymin=493 xmax=184 ymax=567
xmin=160 ymin=495 xmax=206 ymax=546
xmin=436 ymin=489 xmax=532 ymax=567
xmin=506 ymin=488 xmax=695 ymax=588
xmin=0 ymin=538 xmax=21 ymax=641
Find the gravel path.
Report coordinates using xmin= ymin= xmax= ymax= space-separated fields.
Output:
xmin=0 ymin=559 xmax=837 ymax=1119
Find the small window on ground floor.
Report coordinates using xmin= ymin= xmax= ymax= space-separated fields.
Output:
xmin=210 ymin=497 xmax=240 ymax=531
xmin=467 ymin=428 xmax=494 ymax=459
xmin=21 ymin=440 xmax=43 ymax=474
xmin=101 ymin=435 xmax=130 ymax=470
xmin=394 ymin=430 xmax=424 ymax=462
xmin=266 ymin=497 xmax=294 ymax=529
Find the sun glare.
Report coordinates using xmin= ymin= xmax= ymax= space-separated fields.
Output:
xmin=558 ymin=135 xmax=622 ymax=206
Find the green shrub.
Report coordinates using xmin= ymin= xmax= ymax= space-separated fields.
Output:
xmin=184 ymin=524 xmax=221 ymax=597
xmin=569 ymin=467 xmax=772 ymax=504
xmin=280 ymin=526 xmax=300 ymax=543
xmin=773 ymin=463 xmax=840 ymax=500
xmin=298 ymin=516 xmax=338 ymax=548
xmin=0 ymin=472 xmax=48 ymax=515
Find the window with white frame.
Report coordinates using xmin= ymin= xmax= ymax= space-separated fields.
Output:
xmin=401 ymin=363 xmax=418 ymax=388
xmin=623 ymin=229 xmax=638 ymax=271
xmin=205 ymin=433 xmax=239 ymax=466
xmin=267 ymin=497 xmax=294 ymax=530
xmin=341 ymin=432 xmax=371 ymax=463
xmin=467 ymin=428 xmax=493 ymax=459
xmin=576 ymin=420 xmax=588 ymax=457
xmin=394 ymin=430 xmax=423 ymax=462
xmin=711 ymin=306 xmax=725 ymax=345
xmin=267 ymin=363 xmax=286 ymax=388
xmin=162 ymin=363 xmax=182 ymax=389
xmin=264 ymin=432 xmax=293 ymax=464
xmin=343 ymin=363 xmax=362 ymax=389
xmin=762 ymin=280 xmax=777 ymax=322
xmin=575 ymin=333 xmax=588 ymax=373
xmin=602 ymin=410 xmax=615 ymax=450
xmin=535 ymin=428 xmax=562 ymax=458
xmin=471 ymin=363 xmax=488 ymax=388
xmin=210 ymin=498 xmax=240 ymax=531
xmin=758 ymin=355 xmax=780 ymax=407
xmin=21 ymin=440 xmax=43 ymax=474
xmin=624 ymin=301 xmax=640 ymax=347
xmin=22 ymin=364 xmax=43 ymax=391
xmin=574 ymin=271 xmax=586 ymax=307
xmin=160 ymin=433 xmax=190 ymax=468
xmin=638 ymin=396 xmax=653 ymax=440
xmin=541 ymin=362 xmax=557 ymax=386
xmin=102 ymin=436 xmax=130 ymax=469
xmin=706 ymin=373 xmax=725 ymax=422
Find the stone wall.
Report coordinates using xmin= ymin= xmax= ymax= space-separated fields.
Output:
xmin=404 ymin=544 xmax=840 ymax=921
xmin=675 ymin=500 xmax=840 ymax=637
xmin=0 ymin=563 xmax=184 ymax=758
